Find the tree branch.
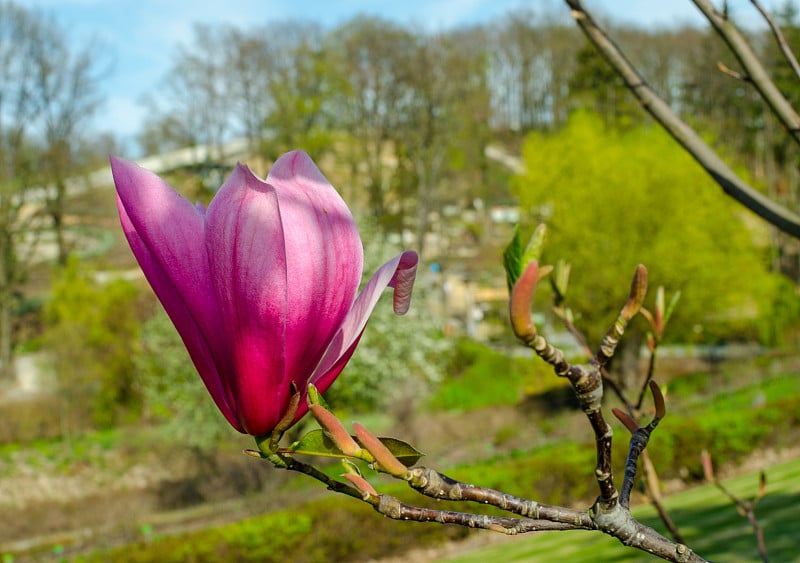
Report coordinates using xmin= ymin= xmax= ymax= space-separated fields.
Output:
xmin=370 ymin=493 xmax=587 ymax=535
xmin=564 ymin=0 xmax=800 ymax=239
xmin=406 ymin=466 xmax=594 ymax=526
xmin=751 ymin=0 xmax=800 ymax=82
xmin=691 ymin=0 xmax=800 ymax=144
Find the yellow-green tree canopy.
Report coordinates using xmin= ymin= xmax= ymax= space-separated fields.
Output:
xmin=513 ymin=111 xmax=789 ymax=344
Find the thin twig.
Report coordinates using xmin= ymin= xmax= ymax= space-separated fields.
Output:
xmin=619 ymin=417 xmax=661 ymax=508
xmin=635 ymin=345 xmax=658 ymax=412
xmin=641 ymin=450 xmax=686 ymax=544
xmin=702 ymin=452 xmax=769 ymax=562
xmin=751 ymin=0 xmax=800 ymax=83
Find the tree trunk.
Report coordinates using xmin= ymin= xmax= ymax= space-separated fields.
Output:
xmin=0 ymin=297 xmax=14 ymax=382
xmin=52 ymin=178 xmax=68 ymax=266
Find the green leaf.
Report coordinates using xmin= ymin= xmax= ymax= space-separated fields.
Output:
xmin=521 ymin=224 xmax=547 ymax=271
xmin=552 ymin=259 xmax=571 ymax=301
xmin=284 ymin=430 xmax=424 ymax=467
xmin=504 ymin=224 xmax=547 ymax=293
xmin=377 ymin=437 xmax=425 ymax=467
xmin=663 ymin=290 xmax=681 ymax=331
xmin=286 ymin=429 xmax=346 ymax=458
xmin=503 ymin=226 xmax=523 ymax=292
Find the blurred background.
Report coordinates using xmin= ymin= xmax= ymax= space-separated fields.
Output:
xmin=1 ymin=0 xmax=799 ymax=561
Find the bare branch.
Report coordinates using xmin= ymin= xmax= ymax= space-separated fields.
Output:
xmin=618 ymin=383 xmax=664 ymax=508
xmin=564 ymin=0 xmax=800 ymax=239
xmin=406 ymin=466 xmax=594 ymax=526
xmin=751 ymin=0 xmax=800 ymax=81
xmin=691 ymin=0 xmax=800 ymax=145
xmin=594 ymin=264 xmax=647 ymax=368
xmin=370 ymin=495 xmax=585 ymax=534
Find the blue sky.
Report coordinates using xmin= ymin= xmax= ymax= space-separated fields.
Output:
xmin=23 ymin=0 xmax=775 ymax=152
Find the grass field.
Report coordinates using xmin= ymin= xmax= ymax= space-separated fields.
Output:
xmin=440 ymin=454 xmax=800 ymax=562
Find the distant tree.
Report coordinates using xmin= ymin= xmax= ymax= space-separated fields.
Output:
xmin=141 ymin=24 xmax=231 ymax=160
xmin=569 ymin=42 xmax=639 ymax=126
xmin=30 ymin=13 xmax=105 ymax=265
xmin=488 ymin=9 xmax=579 ymax=132
xmin=261 ymin=21 xmax=335 ymax=157
xmin=222 ymin=26 xmax=274 ymax=155
xmin=0 ymin=1 xmax=102 ymax=379
xmin=0 ymin=1 xmax=39 ymax=382
xmin=328 ymin=16 xmax=415 ymax=218
xmin=394 ymin=32 xmax=483 ymax=254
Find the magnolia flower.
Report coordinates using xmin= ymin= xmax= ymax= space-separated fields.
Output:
xmin=112 ymin=150 xmax=418 ymax=437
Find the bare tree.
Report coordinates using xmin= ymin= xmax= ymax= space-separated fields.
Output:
xmin=30 ymin=14 xmax=105 ymax=265
xmin=0 ymin=1 xmax=103 ymax=380
xmin=261 ymin=21 xmax=332 ymax=156
xmin=488 ymin=9 xmax=579 ymax=132
xmin=223 ymin=26 xmax=274 ymax=155
xmin=143 ymin=24 xmax=232 ymax=161
xmin=0 ymin=1 xmax=43 ymax=382
xmin=329 ymin=16 xmax=415 ymax=218
xmin=395 ymin=31 xmax=490 ymax=256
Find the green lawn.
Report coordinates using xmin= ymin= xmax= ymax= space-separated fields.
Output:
xmin=439 ymin=454 xmax=800 ymax=562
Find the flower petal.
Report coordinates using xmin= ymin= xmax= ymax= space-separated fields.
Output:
xmin=267 ymin=151 xmax=364 ymax=388
xmin=307 ymin=250 xmax=419 ymax=401
xmin=205 ymin=164 xmax=290 ymax=436
xmin=110 ymin=155 xmax=239 ymax=429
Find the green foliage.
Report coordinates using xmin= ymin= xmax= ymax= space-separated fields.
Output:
xmin=81 ymin=494 xmax=467 ymax=563
xmin=43 ymin=256 xmax=141 ymax=429
xmin=514 ymin=111 xmax=789 ymax=344
xmin=428 ymin=338 xmax=560 ymax=411
xmin=755 ymin=275 xmax=800 ymax=346
xmin=135 ymin=307 xmax=230 ymax=449
xmin=450 ymin=441 xmax=596 ymax=505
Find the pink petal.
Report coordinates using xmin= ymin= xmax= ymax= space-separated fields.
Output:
xmin=307 ymin=250 xmax=419 ymax=400
xmin=205 ymin=164 xmax=290 ymax=436
xmin=267 ymin=151 xmax=364 ymax=388
xmin=110 ymin=156 xmax=239 ymax=429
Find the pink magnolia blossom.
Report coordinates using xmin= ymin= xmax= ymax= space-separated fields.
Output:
xmin=111 ymin=150 xmax=418 ymax=437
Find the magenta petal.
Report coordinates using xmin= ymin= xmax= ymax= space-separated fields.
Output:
xmin=388 ymin=250 xmax=418 ymax=314
xmin=307 ymin=250 xmax=419 ymax=400
xmin=111 ymin=156 xmax=239 ymax=430
xmin=205 ymin=164 xmax=291 ymax=436
xmin=267 ymin=151 xmax=364 ymax=388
